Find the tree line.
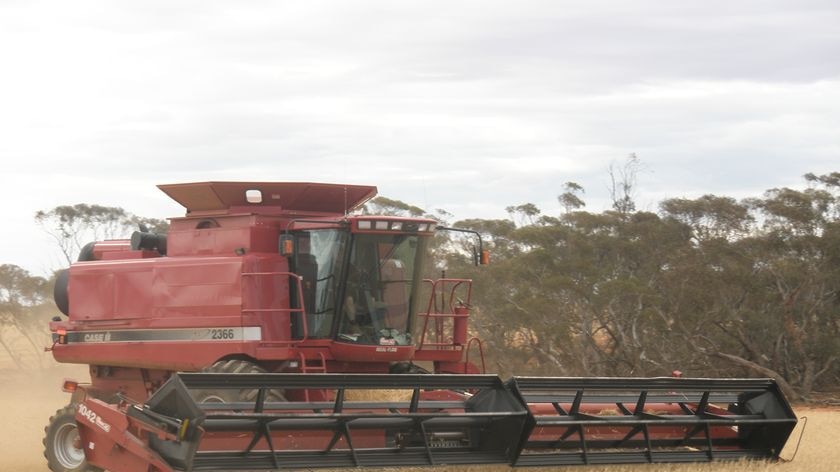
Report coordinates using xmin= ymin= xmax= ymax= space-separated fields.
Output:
xmin=429 ymin=170 xmax=839 ymax=401
xmin=2 ymin=171 xmax=837 ymax=402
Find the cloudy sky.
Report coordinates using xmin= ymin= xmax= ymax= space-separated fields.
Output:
xmin=1 ymin=0 xmax=838 ymax=275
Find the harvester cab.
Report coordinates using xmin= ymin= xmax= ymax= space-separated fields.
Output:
xmin=283 ymin=216 xmax=432 ymax=349
xmin=43 ymin=182 xmax=798 ymax=472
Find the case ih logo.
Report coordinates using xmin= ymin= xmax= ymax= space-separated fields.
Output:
xmin=78 ymin=404 xmax=111 ymax=433
xmin=83 ymin=332 xmax=112 ymax=343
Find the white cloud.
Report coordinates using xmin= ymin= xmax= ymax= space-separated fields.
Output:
xmin=0 ymin=0 xmax=838 ymax=274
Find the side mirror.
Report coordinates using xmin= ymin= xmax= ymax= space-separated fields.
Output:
xmin=439 ymin=226 xmax=489 ymax=267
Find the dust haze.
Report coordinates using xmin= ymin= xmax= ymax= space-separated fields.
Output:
xmin=0 ymin=364 xmax=88 ymax=472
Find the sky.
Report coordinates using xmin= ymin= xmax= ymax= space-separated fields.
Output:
xmin=1 ymin=0 xmax=838 ymax=275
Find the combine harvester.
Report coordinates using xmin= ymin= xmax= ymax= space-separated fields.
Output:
xmin=44 ymin=182 xmax=797 ymax=472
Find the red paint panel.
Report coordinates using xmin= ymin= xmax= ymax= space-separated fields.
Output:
xmin=329 ymin=342 xmax=414 ymax=362
xmin=91 ymin=240 xmax=131 ymax=258
xmin=69 ymin=257 xmax=244 ymax=320
xmin=167 ymin=223 xmax=279 ymax=256
xmin=152 ymin=257 xmax=243 ymax=317
xmin=241 ymin=255 xmax=292 ymax=342
xmin=76 ymin=399 xmax=173 ymax=472
xmin=58 ymin=251 xmax=309 ymax=369
xmin=70 ymin=260 xmax=156 ymax=320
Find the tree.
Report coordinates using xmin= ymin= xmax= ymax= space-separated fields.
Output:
xmin=449 ymin=186 xmax=699 ymax=377
xmin=441 ymin=170 xmax=839 ymax=399
xmin=660 ymin=195 xmax=753 ymax=242
xmin=741 ymin=180 xmax=840 ymax=398
xmin=608 ymin=153 xmax=642 ymax=215
xmin=558 ymin=182 xmax=586 ymax=213
xmin=659 ymin=176 xmax=840 ymax=399
xmin=35 ymin=204 xmax=169 ymax=265
xmin=506 ymin=203 xmax=541 ymax=227
xmin=363 ymin=196 xmax=428 ymax=218
xmin=0 ymin=264 xmax=50 ymax=369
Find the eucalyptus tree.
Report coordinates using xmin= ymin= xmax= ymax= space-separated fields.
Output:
xmin=35 ymin=204 xmax=168 ymax=265
xmin=0 ymin=264 xmax=50 ymax=369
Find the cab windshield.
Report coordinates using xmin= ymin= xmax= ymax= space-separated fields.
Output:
xmin=293 ymin=229 xmax=426 ymax=345
xmin=338 ymin=233 xmax=425 ymax=345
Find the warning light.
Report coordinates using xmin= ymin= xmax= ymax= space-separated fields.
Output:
xmin=279 ymin=235 xmax=295 ymax=256
xmin=62 ymin=379 xmax=79 ymax=393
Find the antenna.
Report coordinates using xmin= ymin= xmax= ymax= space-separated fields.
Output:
xmin=344 ymin=185 xmax=348 ymax=217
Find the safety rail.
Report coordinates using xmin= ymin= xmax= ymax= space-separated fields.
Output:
xmin=464 ymin=337 xmax=487 ymax=374
xmin=241 ymin=271 xmax=309 ymax=344
xmin=417 ymin=278 xmax=473 ymax=351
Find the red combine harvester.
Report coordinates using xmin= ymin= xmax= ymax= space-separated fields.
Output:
xmin=45 ymin=182 xmax=797 ymax=472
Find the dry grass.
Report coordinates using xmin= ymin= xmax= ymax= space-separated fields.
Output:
xmin=1 ymin=360 xmax=836 ymax=472
xmin=346 ymin=388 xmax=416 ymax=402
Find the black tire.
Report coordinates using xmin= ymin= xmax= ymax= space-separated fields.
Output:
xmin=389 ymin=362 xmax=431 ymax=374
xmin=192 ymin=359 xmax=286 ymax=404
xmin=43 ymin=405 xmax=102 ymax=472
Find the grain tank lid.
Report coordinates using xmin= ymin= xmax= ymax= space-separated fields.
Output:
xmin=157 ymin=181 xmax=378 ymax=215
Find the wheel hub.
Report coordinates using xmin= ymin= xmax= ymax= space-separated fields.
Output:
xmin=54 ymin=422 xmax=86 ymax=468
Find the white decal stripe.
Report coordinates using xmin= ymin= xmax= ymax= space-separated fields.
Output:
xmin=243 ymin=327 xmax=262 ymax=341
xmin=63 ymin=327 xmax=264 ymax=343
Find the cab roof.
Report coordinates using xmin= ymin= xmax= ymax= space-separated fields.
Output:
xmin=158 ymin=181 xmax=378 ymax=216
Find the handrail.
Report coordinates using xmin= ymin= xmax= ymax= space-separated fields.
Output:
xmin=464 ymin=337 xmax=487 ymax=374
xmin=421 ymin=278 xmax=474 ymax=314
xmin=417 ymin=278 xmax=473 ymax=350
xmin=241 ymin=271 xmax=309 ymax=344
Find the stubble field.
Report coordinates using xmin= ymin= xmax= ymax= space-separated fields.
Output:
xmin=1 ymin=363 xmax=836 ymax=472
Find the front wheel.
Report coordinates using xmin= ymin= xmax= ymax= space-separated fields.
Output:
xmin=43 ymin=405 xmax=102 ymax=472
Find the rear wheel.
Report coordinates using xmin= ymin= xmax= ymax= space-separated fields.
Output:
xmin=43 ymin=405 xmax=102 ymax=472
xmin=192 ymin=359 xmax=286 ymax=404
